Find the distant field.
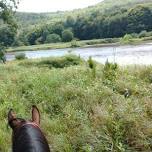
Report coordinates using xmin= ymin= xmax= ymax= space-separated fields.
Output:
xmin=7 ymin=36 xmax=152 ymax=52
xmin=1 ymin=55 xmax=152 ymax=151
xmin=7 ymin=38 xmax=120 ymax=52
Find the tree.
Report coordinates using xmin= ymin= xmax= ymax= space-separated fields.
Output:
xmin=45 ymin=34 xmax=61 ymax=43
xmin=0 ymin=0 xmax=18 ymax=23
xmin=127 ymin=5 xmax=152 ymax=33
xmin=27 ymin=28 xmax=42 ymax=45
xmin=62 ymin=29 xmax=74 ymax=42
xmin=0 ymin=0 xmax=19 ymax=63
xmin=65 ymin=16 xmax=75 ymax=28
xmin=52 ymin=23 xmax=64 ymax=36
xmin=0 ymin=25 xmax=16 ymax=46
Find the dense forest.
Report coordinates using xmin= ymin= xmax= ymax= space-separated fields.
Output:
xmin=2 ymin=0 xmax=152 ymax=47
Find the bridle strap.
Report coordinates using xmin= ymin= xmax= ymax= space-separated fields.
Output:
xmin=8 ymin=118 xmax=40 ymax=130
xmin=21 ymin=122 xmax=40 ymax=129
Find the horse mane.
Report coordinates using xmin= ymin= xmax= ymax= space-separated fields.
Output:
xmin=13 ymin=124 xmax=50 ymax=152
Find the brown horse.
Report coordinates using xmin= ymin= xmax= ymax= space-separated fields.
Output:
xmin=8 ymin=105 xmax=50 ymax=152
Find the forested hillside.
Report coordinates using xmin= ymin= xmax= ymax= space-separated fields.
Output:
xmin=7 ymin=0 xmax=152 ymax=46
xmin=16 ymin=0 xmax=152 ymax=28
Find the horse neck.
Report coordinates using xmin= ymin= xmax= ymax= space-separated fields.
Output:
xmin=13 ymin=124 xmax=50 ymax=152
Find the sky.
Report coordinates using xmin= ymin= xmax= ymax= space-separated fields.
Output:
xmin=17 ymin=0 xmax=102 ymax=13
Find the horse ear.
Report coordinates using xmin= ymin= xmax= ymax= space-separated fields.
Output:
xmin=32 ymin=105 xmax=40 ymax=125
xmin=8 ymin=109 xmax=17 ymax=128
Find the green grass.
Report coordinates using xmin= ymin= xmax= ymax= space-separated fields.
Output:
xmin=7 ymin=42 xmax=73 ymax=52
xmin=6 ymin=38 xmax=121 ymax=52
xmin=7 ymin=36 xmax=152 ymax=53
xmin=1 ymin=55 xmax=152 ymax=151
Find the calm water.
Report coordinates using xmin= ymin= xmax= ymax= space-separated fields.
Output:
xmin=6 ymin=43 xmax=152 ymax=65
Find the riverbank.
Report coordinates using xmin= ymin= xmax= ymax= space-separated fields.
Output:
xmin=6 ymin=42 xmax=152 ymax=65
xmin=7 ymin=36 xmax=152 ymax=53
xmin=7 ymin=38 xmax=120 ymax=52
xmin=1 ymin=55 xmax=152 ymax=151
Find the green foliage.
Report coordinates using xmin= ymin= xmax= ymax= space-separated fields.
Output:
xmin=1 ymin=58 xmax=152 ymax=151
xmin=62 ymin=29 xmax=74 ymax=42
xmin=0 ymin=0 xmax=18 ymax=26
xmin=14 ymin=1 xmax=152 ymax=46
xmin=103 ymin=60 xmax=118 ymax=87
xmin=121 ymin=34 xmax=133 ymax=44
xmin=139 ymin=30 xmax=148 ymax=38
xmin=70 ymin=40 xmax=80 ymax=48
xmin=135 ymin=66 xmax=152 ymax=83
xmin=88 ymin=56 xmax=96 ymax=78
xmin=88 ymin=56 xmax=94 ymax=69
xmin=20 ymin=55 xmax=83 ymax=69
xmin=65 ymin=16 xmax=75 ymax=28
xmin=45 ymin=34 xmax=61 ymax=43
xmin=127 ymin=5 xmax=152 ymax=33
xmin=0 ymin=0 xmax=18 ymax=62
xmin=52 ymin=23 xmax=64 ymax=36
xmin=27 ymin=28 xmax=42 ymax=45
xmin=0 ymin=47 xmax=6 ymax=63
xmin=12 ymin=37 xmax=25 ymax=46
xmin=15 ymin=53 xmax=27 ymax=60
xmin=0 ymin=25 xmax=16 ymax=47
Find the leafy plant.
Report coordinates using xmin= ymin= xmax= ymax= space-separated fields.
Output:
xmin=70 ymin=40 xmax=80 ymax=48
xmin=62 ymin=29 xmax=74 ymax=42
xmin=120 ymin=34 xmax=133 ymax=44
xmin=88 ymin=56 xmax=96 ymax=78
xmin=15 ymin=53 xmax=27 ymax=60
xmin=20 ymin=55 xmax=83 ymax=68
xmin=0 ymin=46 xmax=6 ymax=63
xmin=103 ymin=60 xmax=118 ymax=88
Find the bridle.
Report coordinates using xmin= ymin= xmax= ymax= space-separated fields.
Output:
xmin=21 ymin=122 xmax=40 ymax=129
xmin=8 ymin=118 xmax=40 ymax=131
xmin=9 ymin=114 xmax=50 ymax=152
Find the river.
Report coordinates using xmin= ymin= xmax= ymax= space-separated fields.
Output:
xmin=6 ymin=42 xmax=152 ymax=65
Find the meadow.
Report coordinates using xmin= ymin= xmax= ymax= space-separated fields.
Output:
xmin=6 ymin=38 xmax=120 ymax=52
xmin=0 ymin=55 xmax=152 ymax=151
xmin=7 ymin=35 xmax=152 ymax=53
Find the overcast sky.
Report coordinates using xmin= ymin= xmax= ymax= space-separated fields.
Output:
xmin=17 ymin=0 xmax=102 ymax=13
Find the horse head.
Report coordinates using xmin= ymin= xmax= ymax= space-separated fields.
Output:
xmin=8 ymin=105 xmax=50 ymax=152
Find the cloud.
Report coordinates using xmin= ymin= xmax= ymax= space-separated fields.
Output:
xmin=17 ymin=0 xmax=102 ymax=12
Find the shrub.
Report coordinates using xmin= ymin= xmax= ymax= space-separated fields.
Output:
xmin=20 ymin=55 xmax=84 ymax=68
xmin=12 ymin=38 xmax=25 ymax=47
xmin=0 ymin=47 xmax=6 ymax=63
xmin=88 ymin=56 xmax=96 ymax=78
xmin=143 ymin=36 xmax=152 ymax=41
xmin=15 ymin=53 xmax=27 ymax=60
xmin=70 ymin=40 xmax=80 ymax=48
xmin=139 ymin=30 xmax=147 ymax=38
xmin=62 ymin=30 xmax=74 ymax=42
xmin=40 ymin=55 xmax=83 ymax=68
xmin=45 ymin=34 xmax=61 ymax=43
xmin=103 ymin=60 xmax=118 ymax=87
xmin=130 ymin=33 xmax=139 ymax=38
xmin=121 ymin=34 xmax=133 ymax=44
xmin=35 ymin=37 xmax=43 ymax=45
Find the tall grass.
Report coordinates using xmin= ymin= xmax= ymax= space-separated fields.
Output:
xmin=0 ymin=56 xmax=152 ymax=151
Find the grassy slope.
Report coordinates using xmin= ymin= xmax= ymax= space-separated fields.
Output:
xmin=1 ymin=56 xmax=152 ymax=151
xmin=7 ymin=36 xmax=152 ymax=52
xmin=7 ymin=38 xmax=121 ymax=52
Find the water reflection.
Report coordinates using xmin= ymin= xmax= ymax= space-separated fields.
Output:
xmin=6 ymin=43 xmax=152 ymax=65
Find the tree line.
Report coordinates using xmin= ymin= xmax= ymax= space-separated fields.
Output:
xmin=1 ymin=3 xmax=152 ymax=47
